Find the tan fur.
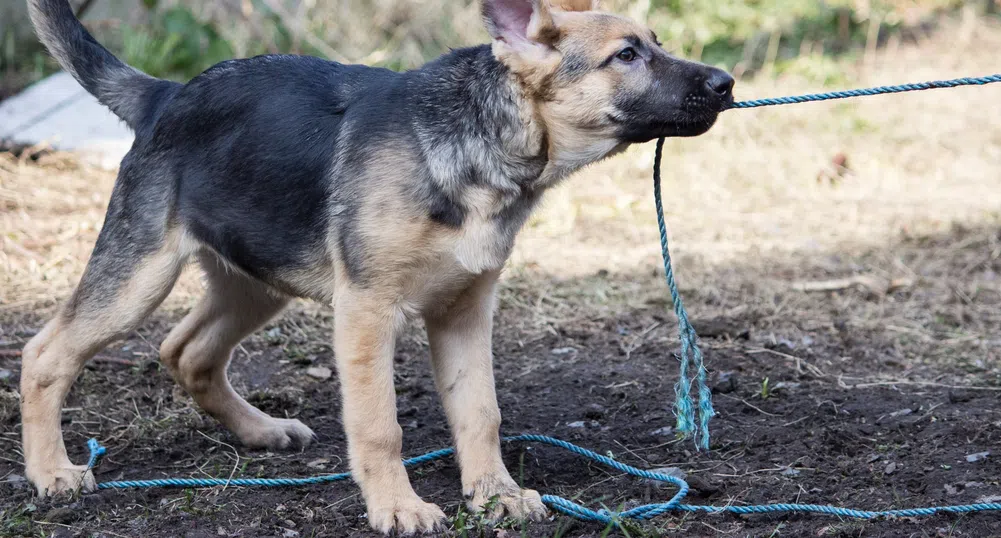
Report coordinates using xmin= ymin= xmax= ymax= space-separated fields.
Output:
xmin=554 ymin=0 xmax=600 ymax=12
xmin=425 ymin=271 xmax=546 ymax=519
xmin=491 ymin=1 xmax=561 ymax=88
xmin=332 ymin=285 xmax=447 ymax=534
xmin=494 ymin=8 xmax=659 ymax=185
xmin=21 ymin=230 xmax=193 ymax=496
xmin=159 ymin=252 xmax=314 ymax=450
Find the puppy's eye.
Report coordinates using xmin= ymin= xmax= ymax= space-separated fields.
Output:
xmin=616 ymin=47 xmax=637 ymax=62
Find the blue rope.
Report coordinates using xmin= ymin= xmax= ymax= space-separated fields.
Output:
xmin=653 ymin=138 xmax=713 ymax=451
xmin=658 ymin=72 xmax=1001 ymax=451
xmin=729 ymin=74 xmax=1001 ymax=109
xmin=85 ymin=435 xmax=1001 ymax=527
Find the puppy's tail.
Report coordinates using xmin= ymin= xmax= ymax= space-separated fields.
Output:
xmin=28 ymin=0 xmax=181 ymax=133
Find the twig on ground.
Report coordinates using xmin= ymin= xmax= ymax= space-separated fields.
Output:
xmin=848 ymin=380 xmax=1001 ymax=391
xmin=720 ymin=394 xmax=783 ymax=417
xmin=745 ymin=348 xmax=826 ymax=378
xmin=195 ymin=430 xmax=243 ymax=492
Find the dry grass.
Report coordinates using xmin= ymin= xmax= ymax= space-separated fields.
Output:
xmin=0 ymin=153 xmax=205 ymax=313
xmin=2 ymin=17 xmax=1001 ymax=383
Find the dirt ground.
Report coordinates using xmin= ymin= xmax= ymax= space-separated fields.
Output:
xmin=3 ymin=15 xmax=1001 ymax=538
xmin=3 ymin=222 xmax=1001 ymax=537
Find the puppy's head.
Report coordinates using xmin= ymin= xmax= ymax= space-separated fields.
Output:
xmin=483 ymin=0 xmax=733 ymax=146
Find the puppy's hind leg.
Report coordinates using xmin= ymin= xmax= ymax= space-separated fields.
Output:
xmin=159 ymin=252 xmax=314 ymax=450
xmin=21 ymin=227 xmax=189 ymax=498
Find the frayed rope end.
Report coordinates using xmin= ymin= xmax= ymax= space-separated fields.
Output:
xmin=87 ymin=438 xmax=106 ymax=469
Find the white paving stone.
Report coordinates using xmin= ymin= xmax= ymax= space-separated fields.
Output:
xmin=0 ymin=71 xmax=134 ymax=169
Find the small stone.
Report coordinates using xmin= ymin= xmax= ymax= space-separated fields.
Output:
xmin=781 ymin=467 xmax=801 ymax=477
xmin=264 ymin=327 xmax=283 ymax=343
xmin=686 ymin=475 xmax=720 ymax=496
xmin=712 ymin=371 xmax=738 ymax=394
xmin=305 ymin=366 xmax=332 ymax=380
xmin=966 ymin=451 xmax=990 ymax=463
xmin=5 ymin=473 xmax=25 ymax=483
xmin=650 ymin=426 xmax=674 ymax=437
xmin=567 ymin=421 xmax=586 ymax=428
xmin=645 ymin=466 xmax=686 ymax=487
xmin=306 ymin=458 xmax=329 ymax=469
xmin=584 ymin=403 xmax=606 ymax=419
xmin=866 ymin=454 xmax=880 ymax=463
xmin=884 ymin=462 xmax=897 ymax=475
xmin=944 ymin=484 xmax=961 ymax=496
xmin=550 ymin=347 xmax=576 ymax=356
xmin=0 ymin=369 xmax=12 ymax=381
xmin=948 ymin=390 xmax=974 ymax=404
xmin=282 ymin=530 xmax=299 ymax=538
xmin=43 ymin=507 xmax=76 ymax=524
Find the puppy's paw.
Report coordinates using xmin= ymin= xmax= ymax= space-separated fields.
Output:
xmin=368 ymin=496 xmax=446 ymax=535
xmin=238 ymin=417 xmax=315 ymax=450
xmin=28 ymin=463 xmax=96 ymax=498
xmin=466 ymin=474 xmax=548 ymax=522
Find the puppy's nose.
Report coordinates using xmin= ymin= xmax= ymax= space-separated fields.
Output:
xmin=704 ymin=69 xmax=735 ymax=98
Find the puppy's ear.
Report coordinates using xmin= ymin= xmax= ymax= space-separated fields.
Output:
xmin=482 ymin=0 xmax=559 ymax=50
xmin=554 ymin=0 xmax=599 ymax=11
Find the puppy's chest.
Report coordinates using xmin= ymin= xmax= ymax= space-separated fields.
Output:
xmin=451 ymin=214 xmax=516 ymax=274
xmin=418 ymin=214 xmax=514 ymax=290
xmin=448 ymin=186 xmax=539 ymax=274
xmin=400 ymin=205 xmax=529 ymax=315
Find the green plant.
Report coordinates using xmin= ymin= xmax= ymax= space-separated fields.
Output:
xmin=451 ymin=496 xmax=501 ymax=538
xmin=0 ymin=504 xmax=41 ymax=537
xmin=121 ymin=5 xmax=235 ymax=81
xmin=760 ymin=377 xmax=771 ymax=400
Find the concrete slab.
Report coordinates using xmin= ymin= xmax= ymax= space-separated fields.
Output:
xmin=0 ymin=71 xmax=134 ymax=169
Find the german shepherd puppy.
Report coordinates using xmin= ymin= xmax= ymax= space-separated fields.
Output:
xmin=22 ymin=0 xmax=733 ymax=533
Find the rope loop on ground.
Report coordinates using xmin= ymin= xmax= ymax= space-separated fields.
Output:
xmin=85 ymin=434 xmax=1001 ymax=528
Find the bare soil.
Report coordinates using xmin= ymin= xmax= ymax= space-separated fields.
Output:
xmin=3 ymin=221 xmax=1001 ymax=538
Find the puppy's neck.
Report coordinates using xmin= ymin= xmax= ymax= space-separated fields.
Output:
xmin=410 ymin=45 xmax=550 ymax=203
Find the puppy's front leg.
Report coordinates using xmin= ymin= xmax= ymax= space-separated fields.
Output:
xmin=334 ymin=289 xmax=445 ymax=534
xmin=425 ymin=271 xmax=547 ymax=521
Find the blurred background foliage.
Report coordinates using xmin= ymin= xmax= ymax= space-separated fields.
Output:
xmin=2 ymin=0 xmax=999 ymax=93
